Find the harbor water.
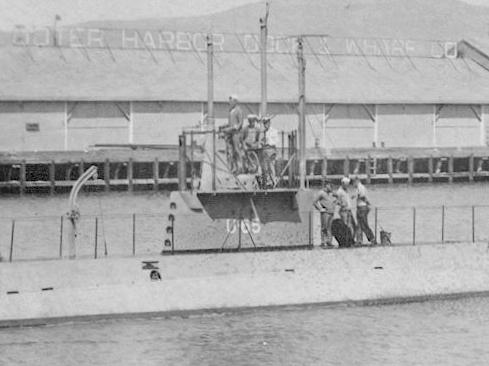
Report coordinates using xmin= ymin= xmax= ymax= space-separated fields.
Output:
xmin=1 ymin=183 xmax=489 ymax=365
xmin=2 ymin=296 xmax=489 ymax=365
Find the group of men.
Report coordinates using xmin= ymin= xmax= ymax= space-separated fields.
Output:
xmin=224 ymin=95 xmax=278 ymax=183
xmin=314 ymin=176 xmax=377 ymax=248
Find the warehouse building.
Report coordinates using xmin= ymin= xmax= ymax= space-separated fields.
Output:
xmin=1 ymin=29 xmax=489 ymax=152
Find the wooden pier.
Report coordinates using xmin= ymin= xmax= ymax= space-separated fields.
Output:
xmin=2 ymin=145 xmax=489 ymax=194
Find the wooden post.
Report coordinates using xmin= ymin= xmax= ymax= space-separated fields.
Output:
xmin=448 ymin=155 xmax=454 ymax=184
xmin=190 ymin=130 xmax=194 ymax=190
xmin=94 ymin=217 xmax=98 ymax=259
xmin=288 ymin=133 xmax=293 ymax=188
xmin=366 ymin=155 xmax=371 ymax=184
xmin=153 ymin=158 xmax=159 ymax=191
xmin=19 ymin=160 xmax=26 ymax=195
xmin=132 ymin=213 xmax=136 ymax=256
xmin=428 ymin=155 xmax=433 ymax=183
xmin=387 ymin=156 xmax=393 ymax=184
xmin=407 ymin=156 xmax=413 ymax=184
xmin=412 ymin=207 xmax=416 ymax=245
xmin=297 ymin=37 xmax=306 ymax=190
xmin=49 ymin=160 xmax=56 ymax=195
xmin=104 ymin=158 xmax=110 ymax=192
xmin=472 ymin=205 xmax=476 ymax=243
xmin=374 ymin=207 xmax=378 ymax=243
xmin=469 ymin=154 xmax=474 ymax=182
xmin=212 ymin=129 xmax=216 ymax=191
xmin=59 ymin=215 xmax=64 ymax=258
xmin=441 ymin=205 xmax=445 ymax=244
xmin=9 ymin=219 xmax=15 ymax=262
xmin=128 ymin=158 xmax=133 ymax=192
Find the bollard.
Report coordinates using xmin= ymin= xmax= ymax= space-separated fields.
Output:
xmin=412 ymin=207 xmax=416 ymax=245
xmin=59 ymin=215 xmax=64 ymax=258
xmin=9 ymin=219 xmax=15 ymax=262
xmin=132 ymin=213 xmax=136 ymax=256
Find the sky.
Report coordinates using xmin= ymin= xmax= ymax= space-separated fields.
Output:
xmin=0 ymin=0 xmax=488 ymax=30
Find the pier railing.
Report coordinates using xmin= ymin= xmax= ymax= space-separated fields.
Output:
xmin=1 ymin=205 xmax=488 ymax=262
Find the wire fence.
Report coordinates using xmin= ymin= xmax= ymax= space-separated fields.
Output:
xmin=0 ymin=205 xmax=488 ymax=262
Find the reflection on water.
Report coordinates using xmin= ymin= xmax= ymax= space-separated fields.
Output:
xmin=1 ymin=296 xmax=489 ymax=366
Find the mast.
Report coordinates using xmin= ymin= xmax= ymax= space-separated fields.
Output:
xmin=259 ymin=2 xmax=270 ymax=117
xmin=206 ymin=34 xmax=216 ymax=191
xmin=297 ymin=36 xmax=306 ymax=190
xmin=206 ymin=34 xmax=214 ymax=126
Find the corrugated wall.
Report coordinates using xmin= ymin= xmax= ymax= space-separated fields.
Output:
xmin=0 ymin=101 xmax=485 ymax=151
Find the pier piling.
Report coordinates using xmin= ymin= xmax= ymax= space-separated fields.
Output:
xmin=128 ymin=158 xmax=134 ymax=192
xmin=153 ymin=158 xmax=159 ymax=191
xmin=448 ymin=155 xmax=454 ymax=183
xmin=104 ymin=159 xmax=110 ymax=192
xmin=469 ymin=154 xmax=474 ymax=182
xmin=19 ymin=161 xmax=26 ymax=195
xmin=387 ymin=156 xmax=393 ymax=184
xmin=49 ymin=161 xmax=56 ymax=195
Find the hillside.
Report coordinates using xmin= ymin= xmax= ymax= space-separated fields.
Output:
xmin=76 ymin=0 xmax=489 ymax=40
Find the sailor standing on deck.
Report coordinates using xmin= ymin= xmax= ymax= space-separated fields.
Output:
xmin=336 ymin=177 xmax=356 ymax=239
xmin=352 ymin=177 xmax=377 ymax=245
xmin=260 ymin=116 xmax=278 ymax=186
xmin=313 ymin=180 xmax=336 ymax=248
xmin=227 ymin=95 xmax=245 ymax=173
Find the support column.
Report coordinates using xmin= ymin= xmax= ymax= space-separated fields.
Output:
xmin=481 ymin=105 xmax=486 ymax=146
xmin=432 ymin=105 xmax=440 ymax=148
xmin=128 ymin=101 xmax=134 ymax=144
xmin=64 ymin=101 xmax=68 ymax=151
xmin=373 ymin=104 xmax=378 ymax=147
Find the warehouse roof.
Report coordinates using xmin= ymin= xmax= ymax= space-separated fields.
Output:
xmin=1 ymin=44 xmax=489 ymax=104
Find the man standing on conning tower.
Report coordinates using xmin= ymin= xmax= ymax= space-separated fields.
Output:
xmin=227 ymin=94 xmax=245 ymax=173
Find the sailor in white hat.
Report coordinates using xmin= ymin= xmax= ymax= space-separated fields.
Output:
xmin=336 ymin=176 xmax=356 ymax=239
